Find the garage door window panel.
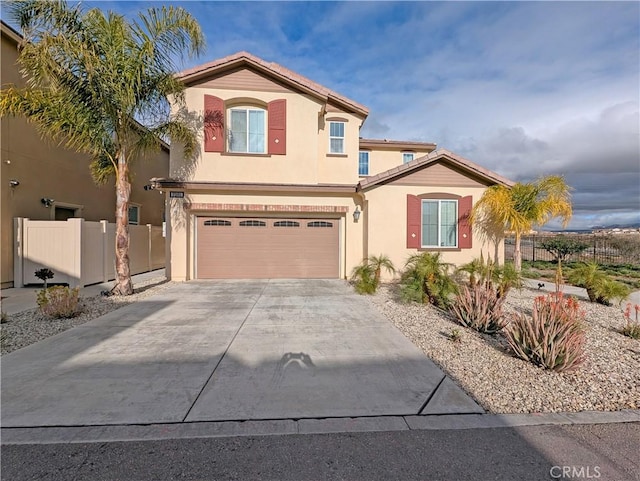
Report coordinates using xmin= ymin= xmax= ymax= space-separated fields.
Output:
xmin=239 ymin=220 xmax=266 ymax=227
xmin=274 ymin=221 xmax=300 ymax=227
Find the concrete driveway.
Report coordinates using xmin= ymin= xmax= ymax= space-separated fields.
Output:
xmin=1 ymin=279 xmax=482 ymax=427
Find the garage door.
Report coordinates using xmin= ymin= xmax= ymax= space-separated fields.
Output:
xmin=196 ymin=217 xmax=339 ymax=279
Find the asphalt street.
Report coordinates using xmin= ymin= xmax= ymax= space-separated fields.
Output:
xmin=2 ymin=422 xmax=638 ymax=481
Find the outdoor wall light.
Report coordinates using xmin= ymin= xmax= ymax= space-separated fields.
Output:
xmin=9 ymin=179 xmax=19 ymax=187
xmin=41 ymin=198 xmax=55 ymax=208
xmin=353 ymin=206 xmax=361 ymax=222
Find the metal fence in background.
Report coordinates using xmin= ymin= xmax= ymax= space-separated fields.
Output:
xmin=505 ymin=234 xmax=640 ymax=266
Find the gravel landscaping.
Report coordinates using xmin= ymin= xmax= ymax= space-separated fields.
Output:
xmin=1 ymin=275 xmax=172 ymax=356
xmin=369 ymin=284 xmax=640 ymax=414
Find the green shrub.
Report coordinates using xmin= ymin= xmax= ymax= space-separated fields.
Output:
xmin=350 ymin=254 xmax=395 ymax=295
xmin=458 ymin=256 xmax=522 ymax=299
xmin=37 ymin=286 xmax=81 ymax=319
xmin=568 ymin=262 xmax=631 ymax=305
xmin=351 ymin=263 xmax=377 ymax=294
xmin=505 ymin=293 xmax=586 ymax=372
xmin=448 ymin=327 xmax=462 ymax=344
xmin=621 ymin=303 xmax=640 ymax=340
xmin=451 ymin=284 xmax=507 ymax=334
xmin=400 ymin=252 xmax=457 ymax=308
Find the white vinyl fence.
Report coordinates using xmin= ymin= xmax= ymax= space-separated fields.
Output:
xmin=14 ymin=218 xmax=165 ymax=288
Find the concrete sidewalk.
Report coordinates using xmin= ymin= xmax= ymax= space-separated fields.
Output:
xmin=0 ymin=269 xmax=166 ymax=315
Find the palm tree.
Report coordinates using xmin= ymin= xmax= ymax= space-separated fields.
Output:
xmin=1 ymin=0 xmax=204 ymax=295
xmin=469 ymin=175 xmax=572 ymax=272
xmin=367 ymin=254 xmax=396 ymax=286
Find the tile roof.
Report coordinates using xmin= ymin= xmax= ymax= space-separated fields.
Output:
xmin=358 ymin=149 xmax=515 ymax=190
xmin=177 ymin=51 xmax=369 ymax=117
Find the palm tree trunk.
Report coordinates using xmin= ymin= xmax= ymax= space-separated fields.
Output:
xmin=113 ymin=152 xmax=133 ymax=296
xmin=514 ymin=232 xmax=522 ymax=272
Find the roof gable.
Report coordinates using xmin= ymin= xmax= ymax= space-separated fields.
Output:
xmin=358 ymin=149 xmax=514 ymax=191
xmin=177 ymin=51 xmax=369 ymax=118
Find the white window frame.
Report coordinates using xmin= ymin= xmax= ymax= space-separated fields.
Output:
xmin=227 ymin=106 xmax=267 ymax=154
xmin=329 ymin=121 xmax=345 ymax=154
xmin=402 ymin=152 xmax=415 ymax=164
xmin=128 ymin=204 xmax=141 ymax=225
xmin=358 ymin=151 xmax=369 ymax=176
xmin=421 ymin=199 xmax=458 ymax=248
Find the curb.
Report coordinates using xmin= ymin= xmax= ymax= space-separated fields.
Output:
xmin=2 ymin=410 xmax=639 ymax=445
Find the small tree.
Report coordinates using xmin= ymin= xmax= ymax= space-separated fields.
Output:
xmin=34 ymin=268 xmax=54 ymax=289
xmin=1 ymin=1 xmax=204 ymax=295
xmin=470 ymin=176 xmax=573 ymax=272
xmin=540 ymin=236 xmax=589 ymax=286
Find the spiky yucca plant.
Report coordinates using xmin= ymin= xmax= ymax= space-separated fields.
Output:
xmin=505 ymin=293 xmax=586 ymax=372
xmin=451 ymin=284 xmax=508 ymax=334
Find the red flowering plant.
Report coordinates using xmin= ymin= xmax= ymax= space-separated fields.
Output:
xmin=621 ymin=303 xmax=640 ymax=340
xmin=505 ymin=292 xmax=587 ymax=372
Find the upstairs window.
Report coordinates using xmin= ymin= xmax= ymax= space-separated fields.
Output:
xmin=358 ymin=151 xmax=369 ymax=176
xmin=228 ymin=107 xmax=266 ymax=153
xmin=422 ymin=199 xmax=457 ymax=248
xmin=403 ymin=152 xmax=415 ymax=164
xmin=329 ymin=121 xmax=345 ymax=154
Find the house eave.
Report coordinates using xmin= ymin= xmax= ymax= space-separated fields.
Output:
xmin=151 ymin=179 xmax=357 ymax=194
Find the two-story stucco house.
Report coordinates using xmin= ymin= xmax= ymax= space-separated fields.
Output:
xmin=154 ymin=51 xmax=513 ymax=281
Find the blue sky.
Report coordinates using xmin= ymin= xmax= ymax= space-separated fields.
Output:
xmin=3 ymin=1 xmax=639 ymax=230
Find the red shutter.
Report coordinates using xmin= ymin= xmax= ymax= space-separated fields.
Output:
xmin=268 ymin=99 xmax=286 ymax=155
xmin=458 ymin=195 xmax=473 ymax=249
xmin=407 ymin=194 xmax=421 ymax=248
xmin=204 ymin=95 xmax=224 ymax=153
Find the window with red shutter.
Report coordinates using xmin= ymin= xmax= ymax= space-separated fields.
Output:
xmin=268 ymin=99 xmax=286 ymax=155
xmin=204 ymin=95 xmax=225 ymax=153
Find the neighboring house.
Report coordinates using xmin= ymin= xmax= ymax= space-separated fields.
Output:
xmin=0 ymin=21 xmax=169 ymax=288
xmin=154 ymin=51 xmax=514 ymax=281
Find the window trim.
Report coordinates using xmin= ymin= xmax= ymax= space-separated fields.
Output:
xmin=328 ymin=121 xmax=346 ymax=154
xmin=358 ymin=151 xmax=370 ymax=176
xmin=420 ymin=199 xmax=458 ymax=248
xmin=227 ymin=105 xmax=267 ymax=154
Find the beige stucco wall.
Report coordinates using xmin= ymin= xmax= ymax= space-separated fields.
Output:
xmin=176 ymin=85 xmax=364 ymax=186
xmin=1 ymin=30 xmax=169 ymax=287
xmin=361 ymin=147 xmax=433 ymax=178
xmin=363 ymin=184 xmax=504 ymax=280
xmin=166 ymin=190 xmax=364 ymax=281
